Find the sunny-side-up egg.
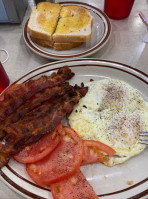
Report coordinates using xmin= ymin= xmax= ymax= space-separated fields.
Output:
xmin=68 ymin=79 xmax=148 ymax=166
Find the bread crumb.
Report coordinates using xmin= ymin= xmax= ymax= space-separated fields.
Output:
xmin=104 ymin=175 xmax=107 ymax=179
xmin=127 ymin=180 xmax=134 ymax=185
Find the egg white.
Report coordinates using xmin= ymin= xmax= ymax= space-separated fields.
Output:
xmin=69 ymin=79 xmax=148 ymax=166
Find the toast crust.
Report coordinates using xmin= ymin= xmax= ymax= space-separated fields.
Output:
xmin=52 ymin=33 xmax=91 ymax=43
xmin=30 ymin=37 xmax=53 ymax=47
xmin=30 ymin=36 xmax=83 ymax=50
xmin=53 ymin=42 xmax=83 ymax=50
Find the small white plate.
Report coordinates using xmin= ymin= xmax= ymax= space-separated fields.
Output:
xmin=0 ymin=58 xmax=148 ymax=199
xmin=23 ymin=2 xmax=111 ymax=60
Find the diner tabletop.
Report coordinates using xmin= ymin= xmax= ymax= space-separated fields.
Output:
xmin=0 ymin=0 xmax=148 ymax=198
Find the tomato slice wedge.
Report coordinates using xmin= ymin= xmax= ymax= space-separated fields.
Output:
xmin=50 ymin=168 xmax=98 ymax=199
xmin=26 ymin=126 xmax=84 ymax=186
xmin=14 ymin=123 xmax=63 ymax=164
xmin=82 ymin=140 xmax=116 ymax=165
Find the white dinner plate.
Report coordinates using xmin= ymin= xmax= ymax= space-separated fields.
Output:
xmin=23 ymin=2 xmax=111 ymax=60
xmin=0 ymin=58 xmax=148 ymax=199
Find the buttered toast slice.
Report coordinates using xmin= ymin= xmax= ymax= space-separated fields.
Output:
xmin=27 ymin=2 xmax=61 ymax=41
xmin=60 ymin=5 xmax=91 ymax=18
xmin=53 ymin=5 xmax=93 ymax=43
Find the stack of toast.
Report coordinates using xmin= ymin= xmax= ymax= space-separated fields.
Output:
xmin=27 ymin=2 xmax=93 ymax=50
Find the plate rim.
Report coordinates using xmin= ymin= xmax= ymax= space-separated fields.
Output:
xmin=11 ymin=58 xmax=148 ymax=86
xmin=0 ymin=58 xmax=148 ymax=199
xmin=23 ymin=1 xmax=112 ymax=60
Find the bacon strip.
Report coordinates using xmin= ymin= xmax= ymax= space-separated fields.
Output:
xmin=0 ymin=66 xmax=74 ymax=122
xmin=0 ymin=82 xmax=72 ymax=137
xmin=0 ymin=85 xmax=88 ymax=168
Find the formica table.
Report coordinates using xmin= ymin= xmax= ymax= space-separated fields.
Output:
xmin=0 ymin=0 xmax=148 ymax=198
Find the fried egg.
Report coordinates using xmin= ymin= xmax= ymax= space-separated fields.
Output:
xmin=68 ymin=79 xmax=148 ymax=166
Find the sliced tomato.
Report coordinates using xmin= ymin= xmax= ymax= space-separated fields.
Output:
xmin=81 ymin=140 xmax=116 ymax=165
xmin=50 ymin=168 xmax=98 ymax=199
xmin=14 ymin=123 xmax=63 ymax=163
xmin=26 ymin=126 xmax=84 ymax=186
xmin=84 ymin=140 xmax=116 ymax=156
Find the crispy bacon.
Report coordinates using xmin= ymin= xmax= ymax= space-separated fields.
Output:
xmin=0 ymin=66 xmax=74 ymax=122
xmin=0 ymin=85 xmax=88 ymax=168
xmin=0 ymin=82 xmax=72 ymax=137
